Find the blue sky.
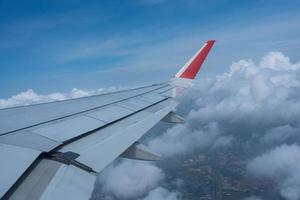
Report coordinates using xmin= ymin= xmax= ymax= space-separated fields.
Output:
xmin=0 ymin=0 xmax=300 ymax=97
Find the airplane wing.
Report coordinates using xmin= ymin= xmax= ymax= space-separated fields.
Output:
xmin=0 ymin=40 xmax=215 ymax=200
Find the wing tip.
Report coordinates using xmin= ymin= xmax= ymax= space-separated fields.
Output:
xmin=206 ymin=39 xmax=216 ymax=44
xmin=175 ymin=39 xmax=216 ymax=80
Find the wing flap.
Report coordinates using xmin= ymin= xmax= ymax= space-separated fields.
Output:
xmin=0 ymin=144 xmax=40 ymax=198
xmin=8 ymin=159 xmax=95 ymax=200
xmin=38 ymin=164 xmax=95 ymax=200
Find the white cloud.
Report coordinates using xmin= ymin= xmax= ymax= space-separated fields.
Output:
xmin=0 ymin=86 xmax=127 ymax=109
xmin=212 ymin=135 xmax=233 ymax=148
xmin=244 ymin=196 xmax=263 ymax=200
xmin=146 ymin=51 xmax=300 ymax=159
xmin=143 ymin=50 xmax=300 ymax=199
xmin=262 ymin=125 xmax=298 ymax=145
xmin=94 ymin=158 xmax=183 ymax=200
xmin=97 ymin=160 xmax=172 ymax=200
xmin=248 ymin=144 xmax=300 ymax=200
xmin=141 ymin=187 xmax=179 ymax=200
xmin=147 ymin=121 xmax=232 ymax=157
xmin=69 ymin=88 xmax=91 ymax=98
xmin=270 ymin=74 xmax=300 ymax=88
xmin=191 ymin=53 xmax=300 ymax=129
xmin=0 ymin=89 xmax=65 ymax=108
xmin=259 ymin=52 xmax=300 ymax=71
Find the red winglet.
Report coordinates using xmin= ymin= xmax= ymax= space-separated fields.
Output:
xmin=175 ymin=40 xmax=215 ymax=79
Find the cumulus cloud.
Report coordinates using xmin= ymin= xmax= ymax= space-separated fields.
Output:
xmin=0 ymin=89 xmax=58 ymax=108
xmin=95 ymin=160 xmax=177 ymax=200
xmin=262 ymin=125 xmax=298 ymax=145
xmin=0 ymin=88 xmax=88 ymax=109
xmin=99 ymin=161 xmax=164 ymax=199
xmin=244 ymin=196 xmax=263 ymax=200
xmin=142 ymin=187 xmax=179 ymax=200
xmin=248 ymin=144 xmax=300 ymax=200
xmin=143 ymin=51 xmax=300 ymax=199
xmin=193 ymin=52 xmax=300 ymax=139
xmin=0 ymin=86 xmax=127 ymax=109
xmin=147 ymin=121 xmax=232 ymax=157
xmin=259 ymin=51 xmax=300 ymax=71
xmin=147 ymin=51 xmax=300 ymax=157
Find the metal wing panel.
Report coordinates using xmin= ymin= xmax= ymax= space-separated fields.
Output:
xmin=8 ymin=159 xmax=96 ymax=200
xmin=117 ymin=98 xmax=152 ymax=111
xmin=156 ymin=85 xmax=173 ymax=93
xmin=30 ymin=116 xmax=106 ymax=142
xmin=60 ymin=99 xmax=173 ymax=172
xmin=8 ymin=159 xmax=62 ymax=200
xmin=0 ymin=84 xmax=167 ymax=135
xmin=85 ymin=105 xmax=133 ymax=123
xmin=0 ymin=144 xmax=40 ymax=198
xmin=0 ymin=98 xmax=109 ymax=135
xmin=0 ymin=84 xmax=170 ymax=153
xmin=0 ymin=131 xmax=60 ymax=152
xmin=0 ymin=83 xmax=173 ymax=199
xmin=160 ymin=88 xmax=174 ymax=97
xmin=39 ymin=165 xmax=95 ymax=200
xmin=140 ymin=93 xmax=167 ymax=102
xmin=60 ymin=99 xmax=173 ymax=155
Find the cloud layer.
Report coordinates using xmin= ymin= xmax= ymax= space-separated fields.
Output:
xmin=0 ymin=87 xmax=126 ymax=109
xmin=2 ymin=51 xmax=300 ymax=200
xmin=94 ymin=159 xmax=181 ymax=200
xmin=248 ymin=144 xmax=300 ymax=200
xmin=144 ymin=51 xmax=300 ymax=199
xmin=97 ymin=160 xmax=166 ymax=199
xmin=146 ymin=50 xmax=300 ymax=156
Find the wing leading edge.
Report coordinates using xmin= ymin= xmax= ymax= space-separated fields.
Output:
xmin=0 ymin=40 xmax=215 ymax=200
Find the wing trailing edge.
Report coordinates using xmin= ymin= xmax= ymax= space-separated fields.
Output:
xmin=121 ymin=142 xmax=160 ymax=161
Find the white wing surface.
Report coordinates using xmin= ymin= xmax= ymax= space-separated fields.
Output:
xmin=0 ymin=40 xmax=215 ymax=200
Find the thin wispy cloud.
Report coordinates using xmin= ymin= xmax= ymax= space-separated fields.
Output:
xmin=50 ymin=10 xmax=300 ymax=82
xmin=1 ymin=1 xmax=300 ymax=96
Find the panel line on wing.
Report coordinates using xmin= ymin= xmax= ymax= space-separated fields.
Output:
xmin=0 ymin=83 xmax=166 ymax=112
xmin=51 ymin=97 xmax=171 ymax=152
xmin=0 ymin=84 xmax=170 ymax=137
